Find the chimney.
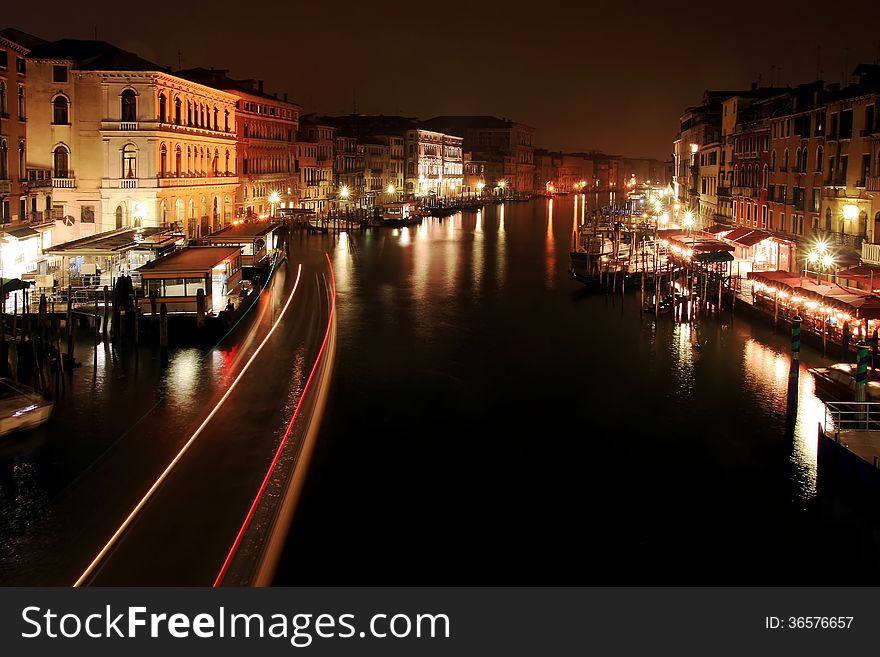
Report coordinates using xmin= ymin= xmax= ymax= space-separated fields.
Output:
xmin=258 ymin=80 xmax=264 ymax=93
xmin=283 ymin=92 xmax=288 ymax=102
xmin=751 ymin=81 xmax=757 ymax=91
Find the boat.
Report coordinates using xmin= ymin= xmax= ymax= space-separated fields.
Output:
xmin=382 ymin=202 xmax=422 ymax=226
xmin=0 ymin=379 xmax=54 ymax=437
xmin=809 ymin=363 xmax=880 ymax=402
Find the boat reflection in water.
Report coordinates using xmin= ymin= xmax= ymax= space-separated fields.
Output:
xmin=0 ymin=379 xmax=54 ymax=438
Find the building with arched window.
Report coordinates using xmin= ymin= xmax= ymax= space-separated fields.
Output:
xmin=24 ymin=38 xmax=238 ymax=244
xmin=176 ymin=68 xmax=300 ymax=218
xmin=0 ymin=28 xmax=47 ymax=230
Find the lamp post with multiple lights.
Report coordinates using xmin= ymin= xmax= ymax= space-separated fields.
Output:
xmin=805 ymin=240 xmax=834 ymax=284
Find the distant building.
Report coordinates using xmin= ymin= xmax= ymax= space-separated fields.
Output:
xmin=421 ymin=116 xmax=535 ymax=194
xmin=298 ymin=115 xmax=335 ymax=210
xmin=404 ymin=128 xmax=462 ymax=200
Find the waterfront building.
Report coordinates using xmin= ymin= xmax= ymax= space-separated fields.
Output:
xmin=334 ymin=133 xmax=363 ymax=207
xmin=421 ymin=116 xmax=535 ymax=194
xmin=25 ymin=39 xmax=239 ymax=244
xmin=560 ymin=154 xmax=593 ymax=193
xmin=463 ymin=153 xmax=486 ymax=197
xmin=0 ymin=29 xmax=47 ymax=231
xmin=404 ymin=128 xmax=462 ymax=200
xmin=820 ymin=65 xmax=880 ymax=256
xmin=297 ymin=115 xmax=335 ymax=210
xmin=176 ymin=69 xmax=300 ymax=218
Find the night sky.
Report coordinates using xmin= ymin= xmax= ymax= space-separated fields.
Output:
xmin=6 ymin=1 xmax=880 ymax=158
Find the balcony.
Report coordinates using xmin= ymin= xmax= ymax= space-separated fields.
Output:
xmin=815 ymin=229 xmax=864 ymax=251
xmin=732 ymin=186 xmax=758 ymax=198
xmin=53 ymin=177 xmax=76 ymax=189
xmin=868 ymin=176 xmax=880 ymax=192
xmin=157 ymin=174 xmax=239 ymax=188
xmin=0 ymin=180 xmax=10 ymax=194
xmin=863 ymin=242 xmax=880 ymax=266
xmin=120 ymin=179 xmax=138 ymax=188
xmin=26 ymin=168 xmax=53 ymax=188
xmin=717 ymin=186 xmax=731 ymax=197
xmin=120 ymin=122 xmax=138 ymax=131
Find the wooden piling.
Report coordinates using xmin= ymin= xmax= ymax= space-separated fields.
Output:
xmin=196 ymin=289 xmax=206 ymax=329
xmin=103 ymin=285 xmax=110 ymax=338
xmin=159 ymin=302 xmax=169 ymax=354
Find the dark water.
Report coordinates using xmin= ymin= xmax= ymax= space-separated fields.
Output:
xmin=279 ymin=196 xmax=880 ymax=584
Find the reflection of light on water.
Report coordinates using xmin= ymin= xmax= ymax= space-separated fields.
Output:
xmin=472 ymin=210 xmax=484 ymax=296
xmin=475 ymin=209 xmax=482 ymax=233
xmin=418 ymin=221 xmax=428 ymax=238
xmin=399 ymin=227 xmax=411 ymax=246
xmin=546 ymin=200 xmax=556 ymax=289
xmin=670 ymin=323 xmax=695 ymax=394
xmin=741 ymin=338 xmax=820 ymax=498
xmin=333 ymin=231 xmax=350 ymax=291
xmin=166 ymin=349 xmax=202 ymax=408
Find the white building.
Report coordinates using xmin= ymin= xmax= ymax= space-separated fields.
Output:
xmin=405 ymin=128 xmax=462 ymax=200
xmin=25 ymin=39 xmax=239 ymax=245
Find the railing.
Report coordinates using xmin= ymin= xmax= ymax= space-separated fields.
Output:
xmin=862 ymin=242 xmax=880 ymax=265
xmin=53 ymin=177 xmax=76 ymax=188
xmin=157 ymin=175 xmax=239 ymax=188
xmin=868 ymin=177 xmax=880 ymax=192
xmin=120 ymin=122 xmax=138 ymax=130
xmin=120 ymin=179 xmax=138 ymax=188
xmin=824 ymin=401 xmax=880 ymax=435
xmin=732 ymin=186 xmax=758 ymax=197
xmin=26 ymin=168 xmax=53 ymax=187
xmin=815 ymin=229 xmax=864 ymax=251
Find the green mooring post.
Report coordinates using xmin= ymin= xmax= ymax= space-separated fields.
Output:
xmin=856 ymin=341 xmax=869 ymax=403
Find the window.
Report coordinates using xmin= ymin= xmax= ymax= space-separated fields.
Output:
xmin=0 ymin=140 xmax=7 ymax=179
xmin=0 ymin=81 xmax=6 ymax=115
xmin=53 ymin=145 xmax=69 ymax=178
xmin=158 ymin=93 xmax=167 ymax=123
xmin=160 ymin=144 xmax=167 ymax=177
xmin=840 ymin=109 xmax=853 ymax=139
xmin=213 ymin=106 xmax=218 ymax=131
xmin=52 ymin=65 xmax=68 ymax=83
xmin=867 ymin=105 xmax=875 ymax=133
xmin=175 ymin=145 xmax=182 ymax=176
xmin=816 ymin=146 xmax=823 ymax=173
xmin=812 ymin=189 xmax=820 ymax=213
xmin=121 ymin=89 xmax=137 ymax=122
xmin=16 ymin=57 xmax=25 ymax=74
xmin=0 ymin=51 xmax=7 ymax=68
xmin=224 ymin=109 xmax=229 ymax=132
xmin=122 ymin=144 xmax=137 ymax=178
xmin=18 ymin=85 xmax=25 ymax=119
xmin=175 ymin=97 xmax=182 ymax=125
xmin=18 ymin=141 xmax=24 ymax=181
xmin=52 ymin=95 xmax=69 ymax=124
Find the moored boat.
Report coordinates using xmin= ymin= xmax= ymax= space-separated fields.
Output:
xmin=809 ymin=363 xmax=880 ymax=402
xmin=0 ymin=379 xmax=54 ymax=437
xmin=382 ymin=201 xmax=421 ymax=226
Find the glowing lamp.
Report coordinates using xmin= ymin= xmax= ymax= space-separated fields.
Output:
xmin=842 ymin=204 xmax=859 ymax=221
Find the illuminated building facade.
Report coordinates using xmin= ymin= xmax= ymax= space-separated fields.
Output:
xmin=422 ymin=116 xmax=535 ymax=193
xmin=177 ymin=69 xmax=300 ymax=218
xmin=297 ymin=116 xmax=335 ymax=210
xmin=26 ymin=39 xmax=238 ymax=244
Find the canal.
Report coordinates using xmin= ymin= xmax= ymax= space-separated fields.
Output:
xmin=279 ymin=196 xmax=880 ymax=584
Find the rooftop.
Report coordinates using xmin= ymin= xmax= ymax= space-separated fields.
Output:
xmin=0 ymin=28 xmax=47 ymax=51
xmin=204 ymin=222 xmax=279 ymax=241
xmin=25 ymin=38 xmax=166 ymax=72
xmin=47 ymin=227 xmax=179 ymax=255
xmin=138 ymin=247 xmax=241 ymax=273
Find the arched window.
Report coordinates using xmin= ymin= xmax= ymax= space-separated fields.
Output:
xmin=225 ymin=150 xmax=230 ymax=175
xmin=122 ymin=144 xmax=137 ymax=178
xmin=224 ymin=109 xmax=229 ymax=132
xmin=212 ymin=149 xmax=219 ymax=176
xmin=825 ymin=207 xmax=832 ymax=232
xmin=213 ymin=106 xmax=218 ymax=131
xmin=783 ymin=148 xmax=789 ymax=170
xmin=0 ymin=140 xmax=7 ymax=180
xmin=53 ymin=145 xmax=69 ymax=178
xmin=160 ymin=143 xmax=168 ymax=177
xmin=817 ymin=146 xmax=824 ymax=173
xmin=18 ymin=86 xmax=25 ymax=120
xmin=121 ymin=89 xmax=137 ymax=122
xmin=186 ymin=146 xmax=192 ymax=174
xmin=52 ymin=95 xmax=69 ymax=125
xmin=187 ymin=101 xmax=192 ymax=126
xmin=175 ymin=145 xmax=182 ymax=176
xmin=762 ymin=164 xmax=768 ymax=188
xmin=158 ymin=93 xmax=167 ymax=123
xmin=174 ymin=97 xmax=182 ymax=125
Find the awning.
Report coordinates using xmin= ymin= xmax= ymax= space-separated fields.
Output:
xmin=0 ymin=278 xmax=34 ymax=294
xmin=838 ymin=264 xmax=880 ymax=280
xmin=1 ymin=226 xmax=40 ymax=240
xmin=720 ymin=227 xmax=752 ymax=242
xmin=694 ymin=251 xmax=734 ymax=263
xmin=732 ymin=230 xmax=771 ymax=247
xmin=706 ymin=223 xmax=735 ymax=234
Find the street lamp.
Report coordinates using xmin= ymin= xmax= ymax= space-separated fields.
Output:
xmin=806 ymin=241 xmax=833 ymax=284
xmin=340 ymin=185 xmax=350 ymax=200
xmin=268 ymin=190 xmax=280 ymax=217
xmin=477 ymin=181 xmax=485 ymax=197
xmin=843 ymin=203 xmax=859 ymax=221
